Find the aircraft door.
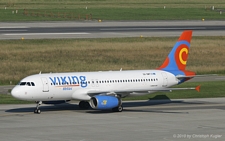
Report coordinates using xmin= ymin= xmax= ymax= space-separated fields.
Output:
xmin=41 ymin=77 xmax=49 ymax=92
xmin=161 ymin=72 xmax=168 ymax=87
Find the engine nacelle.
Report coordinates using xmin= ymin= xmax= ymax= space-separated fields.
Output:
xmin=90 ymin=95 xmax=121 ymax=110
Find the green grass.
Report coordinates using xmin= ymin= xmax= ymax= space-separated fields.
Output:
xmin=0 ymin=94 xmax=33 ymax=104
xmin=0 ymin=36 xmax=225 ymax=85
xmin=1 ymin=8 xmax=225 ymax=21
xmin=1 ymin=0 xmax=225 ymax=21
xmin=0 ymin=81 xmax=224 ymax=104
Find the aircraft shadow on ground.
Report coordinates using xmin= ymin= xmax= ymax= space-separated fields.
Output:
xmin=86 ymin=95 xmax=205 ymax=114
xmin=5 ymin=103 xmax=80 ymax=113
xmin=5 ymin=95 xmax=205 ymax=114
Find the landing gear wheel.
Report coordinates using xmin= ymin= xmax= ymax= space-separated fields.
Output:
xmin=37 ymin=109 xmax=41 ymax=114
xmin=79 ymin=101 xmax=90 ymax=109
xmin=117 ymin=106 xmax=123 ymax=112
xmin=34 ymin=109 xmax=41 ymax=114
xmin=112 ymin=106 xmax=123 ymax=112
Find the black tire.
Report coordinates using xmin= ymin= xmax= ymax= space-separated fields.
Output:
xmin=117 ymin=106 xmax=123 ymax=112
xmin=79 ymin=101 xmax=90 ymax=109
xmin=83 ymin=101 xmax=90 ymax=109
xmin=79 ymin=101 xmax=85 ymax=108
xmin=34 ymin=109 xmax=37 ymax=113
xmin=112 ymin=106 xmax=123 ymax=112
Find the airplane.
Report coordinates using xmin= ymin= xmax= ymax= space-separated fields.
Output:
xmin=11 ymin=30 xmax=200 ymax=114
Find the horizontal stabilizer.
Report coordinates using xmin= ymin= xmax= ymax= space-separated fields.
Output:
xmin=176 ymin=74 xmax=217 ymax=78
xmin=176 ymin=75 xmax=195 ymax=79
xmin=195 ymin=85 xmax=201 ymax=92
xmin=148 ymin=85 xmax=200 ymax=92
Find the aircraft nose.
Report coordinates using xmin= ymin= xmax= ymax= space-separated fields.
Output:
xmin=11 ymin=87 xmax=21 ymax=99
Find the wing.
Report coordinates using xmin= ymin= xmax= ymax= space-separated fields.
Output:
xmin=86 ymin=85 xmax=200 ymax=98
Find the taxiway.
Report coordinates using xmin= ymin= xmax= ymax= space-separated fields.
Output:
xmin=1 ymin=21 xmax=225 ymax=39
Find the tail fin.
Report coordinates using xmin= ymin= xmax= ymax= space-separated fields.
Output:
xmin=158 ymin=30 xmax=192 ymax=71
xmin=158 ymin=30 xmax=195 ymax=82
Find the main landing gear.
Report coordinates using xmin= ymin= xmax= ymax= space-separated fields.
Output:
xmin=34 ymin=101 xmax=42 ymax=114
xmin=112 ymin=96 xmax=123 ymax=112
xmin=112 ymin=95 xmax=123 ymax=112
xmin=112 ymin=105 xmax=123 ymax=112
xmin=79 ymin=101 xmax=90 ymax=109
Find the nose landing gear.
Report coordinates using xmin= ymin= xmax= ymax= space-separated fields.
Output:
xmin=34 ymin=101 xmax=42 ymax=114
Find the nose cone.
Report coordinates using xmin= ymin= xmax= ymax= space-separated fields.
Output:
xmin=11 ymin=87 xmax=21 ymax=100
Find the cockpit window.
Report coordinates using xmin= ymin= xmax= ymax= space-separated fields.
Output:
xmin=19 ymin=82 xmax=35 ymax=86
xmin=31 ymin=82 xmax=35 ymax=86
xmin=26 ymin=82 xmax=31 ymax=86
xmin=19 ymin=82 xmax=26 ymax=86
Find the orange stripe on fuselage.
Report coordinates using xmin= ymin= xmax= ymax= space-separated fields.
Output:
xmin=55 ymin=84 xmax=80 ymax=88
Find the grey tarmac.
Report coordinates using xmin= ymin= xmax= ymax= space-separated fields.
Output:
xmin=0 ymin=98 xmax=225 ymax=141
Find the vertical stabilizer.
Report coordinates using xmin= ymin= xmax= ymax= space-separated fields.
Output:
xmin=158 ymin=30 xmax=192 ymax=71
xmin=158 ymin=30 xmax=195 ymax=83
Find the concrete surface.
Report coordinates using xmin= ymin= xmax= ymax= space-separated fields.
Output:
xmin=0 ymin=98 xmax=224 ymax=141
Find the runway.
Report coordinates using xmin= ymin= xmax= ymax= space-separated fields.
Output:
xmin=0 ymin=21 xmax=225 ymax=39
xmin=0 ymin=98 xmax=224 ymax=141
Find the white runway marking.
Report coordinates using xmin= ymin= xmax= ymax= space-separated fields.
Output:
xmin=4 ymin=33 xmax=90 ymax=36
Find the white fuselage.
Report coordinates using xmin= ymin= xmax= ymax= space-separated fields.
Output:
xmin=11 ymin=70 xmax=178 ymax=101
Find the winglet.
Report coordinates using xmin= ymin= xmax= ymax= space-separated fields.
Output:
xmin=195 ymin=85 xmax=201 ymax=92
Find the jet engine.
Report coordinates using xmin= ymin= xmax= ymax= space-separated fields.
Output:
xmin=90 ymin=95 xmax=121 ymax=110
